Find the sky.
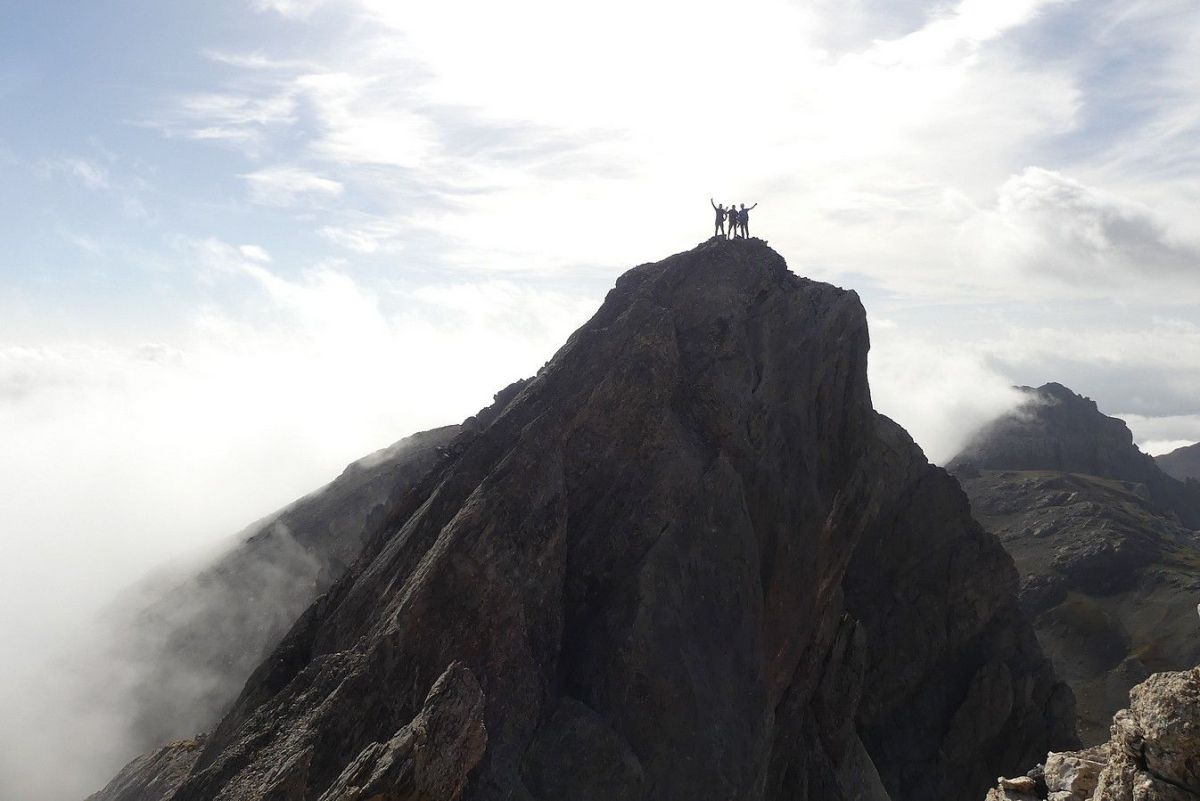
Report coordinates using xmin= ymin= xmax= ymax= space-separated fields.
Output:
xmin=2 ymin=0 xmax=1200 ymax=797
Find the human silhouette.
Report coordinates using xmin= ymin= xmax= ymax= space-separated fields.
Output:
xmin=710 ymin=198 xmax=727 ymax=238
xmin=727 ymin=202 xmax=739 ymax=237
xmin=737 ymin=203 xmax=757 ymax=238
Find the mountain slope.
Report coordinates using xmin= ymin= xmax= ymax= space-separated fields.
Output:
xmin=949 ymin=383 xmax=1200 ymax=743
xmin=93 ymin=239 xmax=1075 ymax=801
xmin=1157 ymin=441 xmax=1200 ymax=482
xmin=96 ymin=422 xmax=464 ymax=761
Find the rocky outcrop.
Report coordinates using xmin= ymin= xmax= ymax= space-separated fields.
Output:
xmin=984 ymin=667 xmax=1200 ymax=801
xmin=93 ymin=239 xmax=1075 ymax=801
xmin=85 ymin=738 xmax=206 ymax=801
xmin=951 ymin=387 xmax=1200 ymax=744
xmin=1157 ymin=443 xmax=1200 ymax=483
xmin=317 ymin=661 xmax=487 ymax=801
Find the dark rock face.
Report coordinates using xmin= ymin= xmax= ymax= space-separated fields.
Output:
xmin=950 ymin=384 xmax=1200 ymax=745
xmin=949 ymin=384 xmax=1200 ymax=528
xmin=1157 ymin=442 xmax=1200 ymax=482
xmin=93 ymin=240 xmax=1074 ymax=801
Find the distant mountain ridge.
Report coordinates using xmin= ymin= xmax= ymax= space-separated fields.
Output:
xmin=949 ymin=382 xmax=1200 ymax=528
xmin=1156 ymin=441 xmax=1200 ymax=482
xmin=949 ymin=382 xmax=1200 ymax=743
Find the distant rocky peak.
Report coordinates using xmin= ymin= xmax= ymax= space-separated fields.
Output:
xmin=950 ymin=382 xmax=1143 ymax=481
xmin=950 ymin=382 xmax=1200 ymax=528
xmin=1156 ymin=441 xmax=1200 ymax=482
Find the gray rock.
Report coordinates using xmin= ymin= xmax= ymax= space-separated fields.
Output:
xmin=1044 ymin=748 xmax=1106 ymax=799
xmin=989 ymin=667 xmax=1200 ymax=801
xmin=318 ymin=662 xmax=487 ymax=801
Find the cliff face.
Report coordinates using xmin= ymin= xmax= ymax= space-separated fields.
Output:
xmin=949 ymin=384 xmax=1200 ymax=744
xmin=92 ymin=239 xmax=1074 ymax=801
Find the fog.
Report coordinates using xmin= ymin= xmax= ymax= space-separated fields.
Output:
xmin=0 ymin=259 xmax=597 ymax=801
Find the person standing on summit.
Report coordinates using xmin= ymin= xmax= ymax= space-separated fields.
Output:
xmin=710 ymin=198 xmax=728 ymax=238
xmin=737 ymin=202 xmax=757 ymax=238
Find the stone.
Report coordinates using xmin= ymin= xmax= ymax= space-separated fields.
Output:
xmin=1044 ymin=748 xmax=1106 ymax=799
xmin=1000 ymin=776 xmax=1039 ymax=793
xmin=992 ymin=667 xmax=1200 ymax=801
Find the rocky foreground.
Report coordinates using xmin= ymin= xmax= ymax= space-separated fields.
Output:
xmin=985 ymin=666 xmax=1200 ymax=801
xmin=91 ymin=239 xmax=1075 ymax=801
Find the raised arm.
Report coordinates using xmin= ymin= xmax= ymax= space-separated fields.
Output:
xmin=748 ymin=203 xmax=758 ymax=210
xmin=711 ymin=198 xmax=717 ymax=210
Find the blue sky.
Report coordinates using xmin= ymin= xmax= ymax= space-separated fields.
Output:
xmin=3 ymin=3 xmax=1200 ymax=796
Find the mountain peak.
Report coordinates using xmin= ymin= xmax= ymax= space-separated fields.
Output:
xmin=950 ymin=381 xmax=1200 ymax=527
xmin=90 ymin=243 xmax=1072 ymax=801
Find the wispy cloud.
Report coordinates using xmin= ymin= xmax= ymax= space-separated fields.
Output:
xmin=40 ymin=156 xmax=110 ymax=189
xmin=242 ymin=165 xmax=344 ymax=207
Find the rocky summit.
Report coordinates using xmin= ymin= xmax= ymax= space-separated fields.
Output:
xmin=91 ymin=239 xmax=1075 ymax=801
xmin=949 ymin=384 xmax=1200 ymax=744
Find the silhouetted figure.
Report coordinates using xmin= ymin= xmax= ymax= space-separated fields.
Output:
xmin=737 ymin=203 xmax=757 ymax=238
xmin=710 ymin=198 xmax=727 ymax=238
xmin=727 ymin=202 xmax=739 ymax=237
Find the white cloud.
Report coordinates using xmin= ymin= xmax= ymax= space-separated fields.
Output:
xmin=958 ymin=167 xmax=1200 ymax=297
xmin=319 ymin=218 xmax=405 ymax=253
xmin=238 ymin=244 xmax=272 ymax=262
xmin=868 ymin=318 xmax=1025 ymax=464
xmin=252 ymin=0 xmax=330 ymax=17
xmin=149 ymin=91 xmax=298 ymax=150
xmin=242 ymin=165 xmax=344 ymax=206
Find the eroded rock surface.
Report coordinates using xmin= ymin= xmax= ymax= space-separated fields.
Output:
xmin=93 ymin=239 xmax=1074 ymax=801
xmin=985 ymin=667 xmax=1200 ymax=801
